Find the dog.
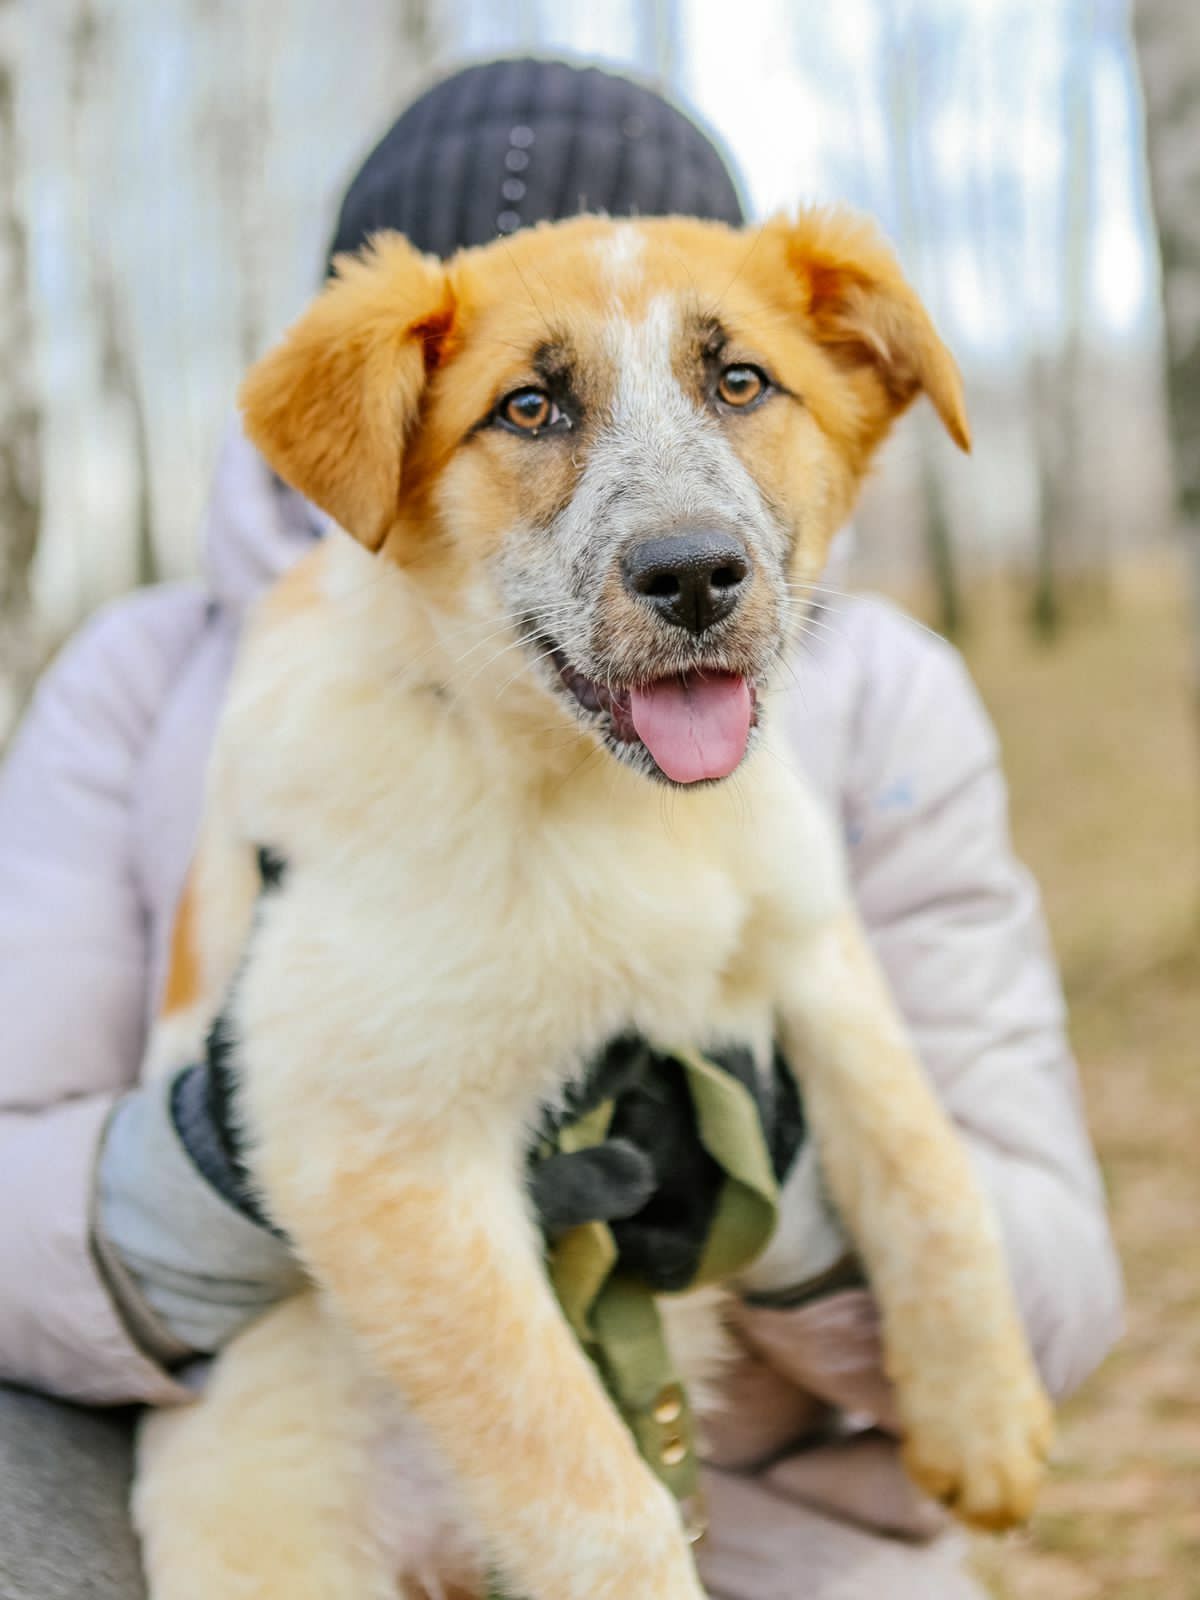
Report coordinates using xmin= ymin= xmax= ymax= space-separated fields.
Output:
xmin=132 ymin=208 xmax=1053 ymax=1600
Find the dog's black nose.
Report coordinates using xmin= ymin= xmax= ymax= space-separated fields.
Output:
xmin=622 ymin=529 xmax=750 ymax=635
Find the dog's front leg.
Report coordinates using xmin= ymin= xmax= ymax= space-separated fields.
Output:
xmin=253 ymin=1106 xmax=704 ymax=1600
xmin=777 ymin=909 xmax=1054 ymax=1529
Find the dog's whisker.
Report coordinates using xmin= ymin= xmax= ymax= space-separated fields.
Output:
xmin=438 ymin=606 xmax=577 ymax=685
xmin=524 ymin=252 xmax=563 ymax=331
xmin=711 ymin=222 xmax=767 ymax=321
xmin=425 ymin=617 xmax=519 ymax=664
xmin=454 ymin=614 xmax=578 ymax=694
xmin=446 ymin=609 xmax=567 ymax=672
xmin=784 ymin=639 xmax=835 ymax=705
xmin=656 ymin=783 xmax=679 ymax=844
xmin=782 ymin=594 xmax=851 ymax=614
xmin=502 ymin=239 xmax=558 ymax=347
xmin=781 ymin=580 xmax=852 ymax=600
xmin=355 ymin=594 xmax=574 ymax=700
xmin=788 ymin=578 xmax=948 ymax=650
xmin=781 ymin=609 xmax=852 ymax=649
xmin=384 ymin=623 xmax=509 ymax=690
xmin=547 ymin=737 xmax=607 ymax=801
xmin=493 ymin=644 xmax=561 ymax=701
xmin=771 ymin=659 xmax=811 ymax=716
xmin=782 ymin=593 xmax=847 ymax=614
xmin=766 ymin=623 xmax=830 ymax=707
xmin=777 ymin=630 xmax=838 ymax=698
xmin=798 ymin=624 xmax=837 ymax=654
xmin=781 ymin=573 xmax=849 ymax=590
xmin=456 ymin=636 xmax=537 ymax=691
xmin=774 ymin=611 xmax=838 ymax=656
xmin=661 ymin=241 xmax=701 ymax=306
xmin=779 ymin=593 xmax=853 ymax=637
xmin=755 ymin=732 xmax=811 ymax=784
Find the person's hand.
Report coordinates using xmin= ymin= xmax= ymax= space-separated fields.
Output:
xmin=94 ymin=1049 xmax=304 ymax=1364
xmin=527 ymin=1137 xmax=658 ymax=1234
xmin=528 ymin=1033 xmax=832 ymax=1295
xmin=699 ymin=1317 xmax=831 ymax=1470
xmin=706 ymin=1297 xmax=950 ymax=1541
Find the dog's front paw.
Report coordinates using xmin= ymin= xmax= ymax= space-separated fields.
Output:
xmin=897 ymin=1345 xmax=1054 ymax=1531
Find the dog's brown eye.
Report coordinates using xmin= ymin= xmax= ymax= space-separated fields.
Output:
xmin=716 ymin=365 xmax=767 ymax=409
xmin=499 ymin=387 xmax=559 ymax=434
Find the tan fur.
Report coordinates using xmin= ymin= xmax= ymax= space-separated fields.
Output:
xmin=161 ymin=874 xmax=200 ymax=1017
xmin=777 ymin=910 xmax=1049 ymax=1527
xmin=770 ymin=208 xmax=971 ymax=456
xmin=136 ymin=210 xmax=1050 ymax=1600
xmin=239 ymin=238 xmax=452 ymax=551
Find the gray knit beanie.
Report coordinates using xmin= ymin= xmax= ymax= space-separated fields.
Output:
xmin=327 ymin=57 xmax=745 ymax=268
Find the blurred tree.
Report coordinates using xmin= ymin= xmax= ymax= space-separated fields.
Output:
xmin=0 ymin=0 xmax=41 ymax=742
xmin=1031 ymin=0 xmax=1097 ymax=640
xmin=76 ymin=0 xmax=156 ymax=585
xmin=880 ymin=0 xmax=964 ymax=638
xmin=1135 ymin=0 xmax=1200 ymax=687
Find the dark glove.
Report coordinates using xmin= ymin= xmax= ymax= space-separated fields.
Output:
xmin=92 ymin=846 xmax=298 ymax=1363
xmin=94 ymin=1053 xmax=302 ymax=1362
xmin=172 ymin=844 xmax=290 ymax=1230
xmin=527 ymin=1034 xmax=805 ymax=1292
xmin=528 ymin=1140 xmax=659 ymax=1234
xmin=172 ymin=1012 xmax=277 ymax=1230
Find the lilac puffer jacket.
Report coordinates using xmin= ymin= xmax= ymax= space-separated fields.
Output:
xmin=0 ymin=423 xmax=1120 ymax=1483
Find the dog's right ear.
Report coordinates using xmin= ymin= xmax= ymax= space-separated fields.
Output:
xmin=763 ymin=209 xmax=970 ymax=458
xmin=239 ymin=235 xmax=454 ymax=552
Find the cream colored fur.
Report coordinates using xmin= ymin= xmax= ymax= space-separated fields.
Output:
xmin=133 ymin=215 xmax=1052 ymax=1600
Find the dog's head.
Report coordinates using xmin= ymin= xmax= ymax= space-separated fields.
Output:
xmin=241 ymin=211 xmax=967 ymax=787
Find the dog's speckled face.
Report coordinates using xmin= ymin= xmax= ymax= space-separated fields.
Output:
xmin=242 ymin=212 xmax=968 ymax=786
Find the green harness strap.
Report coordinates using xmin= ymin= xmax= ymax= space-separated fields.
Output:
xmin=487 ymin=1047 xmax=781 ymax=1598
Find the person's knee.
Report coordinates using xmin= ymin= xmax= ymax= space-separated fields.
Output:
xmin=0 ymin=1383 xmax=145 ymax=1600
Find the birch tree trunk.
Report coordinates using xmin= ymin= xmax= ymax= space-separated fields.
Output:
xmin=882 ymin=0 xmax=964 ymax=637
xmin=1031 ymin=0 xmax=1097 ymax=639
xmin=0 ymin=2 xmax=41 ymax=743
xmin=1134 ymin=0 xmax=1200 ymax=683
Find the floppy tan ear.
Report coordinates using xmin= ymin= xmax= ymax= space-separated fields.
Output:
xmin=768 ymin=208 xmax=970 ymax=454
xmin=239 ymin=235 xmax=454 ymax=550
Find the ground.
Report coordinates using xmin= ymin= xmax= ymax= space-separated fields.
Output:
xmin=886 ymin=559 xmax=1199 ymax=1599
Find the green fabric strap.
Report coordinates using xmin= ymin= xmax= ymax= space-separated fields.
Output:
xmin=488 ymin=1046 xmax=781 ymax=1599
xmin=548 ymin=1046 xmax=780 ymax=1499
xmin=676 ymin=1045 xmax=781 ymax=1285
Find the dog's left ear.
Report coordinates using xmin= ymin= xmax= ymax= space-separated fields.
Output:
xmin=766 ymin=208 xmax=970 ymax=454
xmin=239 ymin=234 xmax=454 ymax=550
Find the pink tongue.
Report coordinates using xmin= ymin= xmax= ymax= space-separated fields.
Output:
xmin=629 ymin=673 xmax=752 ymax=784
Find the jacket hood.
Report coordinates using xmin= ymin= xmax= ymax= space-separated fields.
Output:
xmin=201 ymin=419 xmax=325 ymax=614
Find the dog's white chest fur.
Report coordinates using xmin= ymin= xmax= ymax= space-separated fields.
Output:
xmin=216 ymin=545 xmax=846 ymax=1145
xmin=164 ymin=546 xmax=850 ymax=1590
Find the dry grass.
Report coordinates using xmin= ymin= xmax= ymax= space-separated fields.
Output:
xmin=890 ymin=558 xmax=1200 ymax=1598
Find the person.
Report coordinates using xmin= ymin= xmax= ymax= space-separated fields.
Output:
xmin=0 ymin=56 xmax=1121 ymax=1600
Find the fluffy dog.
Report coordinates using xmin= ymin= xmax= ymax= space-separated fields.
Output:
xmin=133 ymin=209 xmax=1053 ymax=1600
